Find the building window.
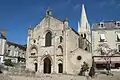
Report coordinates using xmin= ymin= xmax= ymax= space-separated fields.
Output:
xmin=58 ymin=45 xmax=63 ymax=53
xmin=98 ymin=22 xmax=104 ymax=28
xmin=45 ymin=32 xmax=52 ymax=47
xmin=83 ymin=33 xmax=86 ymax=39
xmin=60 ymin=36 xmax=63 ymax=43
xmin=117 ymin=23 xmax=120 ymax=26
xmin=81 ymin=34 xmax=83 ymax=38
xmin=100 ymin=34 xmax=105 ymax=42
xmin=117 ymin=34 xmax=120 ymax=42
xmin=8 ymin=50 xmax=10 ymax=54
xmin=118 ymin=45 xmax=120 ymax=52
xmin=31 ymin=48 xmax=37 ymax=55
xmin=33 ymin=40 xmax=36 ymax=43
xmin=77 ymin=56 xmax=82 ymax=60
xmin=101 ymin=24 xmax=104 ymax=27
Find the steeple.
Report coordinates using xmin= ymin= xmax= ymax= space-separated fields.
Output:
xmin=78 ymin=4 xmax=90 ymax=33
xmin=78 ymin=4 xmax=91 ymax=43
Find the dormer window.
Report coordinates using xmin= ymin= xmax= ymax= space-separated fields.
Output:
xmin=99 ymin=22 xmax=104 ymax=28
xmin=117 ymin=23 xmax=120 ymax=26
xmin=115 ymin=21 xmax=120 ymax=27
xmin=101 ymin=24 xmax=104 ymax=27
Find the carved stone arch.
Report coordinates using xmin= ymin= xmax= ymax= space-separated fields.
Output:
xmin=29 ymin=45 xmax=38 ymax=55
xmin=40 ymin=54 xmax=53 ymax=74
xmin=40 ymin=54 xmax=53 ymax=65
xmin=57 ymin=59 xmax=63 ymax=73
xmin=57 ymin=59 xmax=63 ymax=64
xmin=42 ymin=28 xmax=54 ymax=38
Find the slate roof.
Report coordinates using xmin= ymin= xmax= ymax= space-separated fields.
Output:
xmin=7 ymin=41 xmax=26 ymax=50
xmin=92 ymin=21 xmax=120 ymax=30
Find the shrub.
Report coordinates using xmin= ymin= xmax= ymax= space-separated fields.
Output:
xmin=4 ymin=59 xmax=14 ymax=67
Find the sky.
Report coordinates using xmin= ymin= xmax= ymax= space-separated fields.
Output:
xmin=0 ymin=0 xmax=120 ymax=44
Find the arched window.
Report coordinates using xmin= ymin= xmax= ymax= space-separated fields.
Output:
xmin=60 ymin=36 xmax=63 ymax=43
xmin=58 ymin=45 xmax=63 ymax=53
xmin=84 ymin=33 xmax=86 ymax=39
xmin=45 ymin=32 xmax=52 ymax=47
xmin=31 ymin=48 xmax=37 ymax=55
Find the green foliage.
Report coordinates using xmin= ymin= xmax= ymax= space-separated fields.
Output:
xmin=4 ymin=59 xmax=14 ymax=67
xmin=81 ymin=61 xmax=89 ymax=71
xmin=79 ymin=61 xmax=89 ymax=76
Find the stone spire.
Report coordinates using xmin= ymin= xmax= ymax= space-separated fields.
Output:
xmin=78 ymin=4 xmax=91 ymax=43
xmin=79 ymin=4 xmax=90 ymax=33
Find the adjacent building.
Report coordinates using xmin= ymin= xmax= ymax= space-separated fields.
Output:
xmin=0 ymin=29 xmax=26 ymax=68
xmin=26 ymin=4 xmax=92 ymax=75
xmin=92 ymin=21 xmax=120 ymax=70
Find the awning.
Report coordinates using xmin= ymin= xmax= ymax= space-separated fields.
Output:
xmin=94 ymin=56 xmax=120 ymax=64
xmin=100 ymin=34 xmax=105 ymax=40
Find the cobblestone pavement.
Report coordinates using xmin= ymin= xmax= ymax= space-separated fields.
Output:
xmin=1 ymin=72 xmax=120 ymax=80
xmin=0 ymin=74 xmax=12 ymax=80
xmin=90 ymin=72 xmax=120 ymax=80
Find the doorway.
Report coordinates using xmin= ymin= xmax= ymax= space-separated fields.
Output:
xmin=44 ymin=57 xmax=51 ymax=74
xmin=34 ymin=63 xmax=38 ymax=72
xmin=58 ymin=63 xmax=63 ymax=73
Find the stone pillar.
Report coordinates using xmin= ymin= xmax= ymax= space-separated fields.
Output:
xmin=53 ymin=35 xmax=57 ymax=73
xmin=63 ymin=17 xmax=69 ymax=74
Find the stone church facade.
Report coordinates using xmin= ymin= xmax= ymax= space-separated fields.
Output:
xmin=26 ymin=4 xmax=92 ymax=75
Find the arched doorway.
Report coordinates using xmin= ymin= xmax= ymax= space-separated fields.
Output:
xmin=58 ymin=63 xmax=63 ymax=73
xmin=44 ymin=57 xmax=51 ymax=73
xmin=34 ymin=63 xmax=38 ymax=72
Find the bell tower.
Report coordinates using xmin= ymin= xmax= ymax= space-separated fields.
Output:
xmin=78 ymin=4 xmax=91 ymax=43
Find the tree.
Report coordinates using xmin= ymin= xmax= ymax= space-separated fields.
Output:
xmin=94 ymin=43 xmax=117 ymax=74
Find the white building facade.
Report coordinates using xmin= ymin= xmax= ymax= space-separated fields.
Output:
xmin=0 ymin=29 xmax=26 ymax=67
xmin=92 ymin=21 xmax=120 ymax=70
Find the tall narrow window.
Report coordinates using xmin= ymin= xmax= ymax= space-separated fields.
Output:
xmin=83 ymin=33 xmax=86 ymax=39
xmin=100 ymin=34 xmax=105 ymax=42
xmin=45 ymin=32 xmax=52 ymax=47
xmin=60 ymin=36 xmax=63 ymax=43
xmin=117 ymin=34 xmax=120 ymax=42
xmin=118 ymin=45 xmax=120 ymax=52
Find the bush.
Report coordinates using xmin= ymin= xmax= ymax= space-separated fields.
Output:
xmin=4 ymin=59 xmax=14 ymax=67
xmin=78 ymin=61 xmax=89 ymax=76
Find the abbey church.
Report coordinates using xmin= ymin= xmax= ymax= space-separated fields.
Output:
xmin=26 ymin=4 xmax=92 ymax=74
